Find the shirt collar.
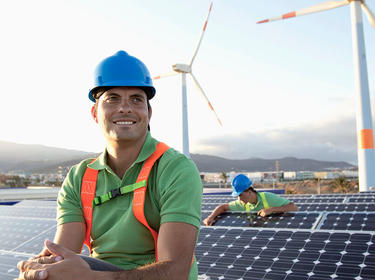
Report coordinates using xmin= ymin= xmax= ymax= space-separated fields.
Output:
xmin=87 ymin=132 xmax=157 ymax=170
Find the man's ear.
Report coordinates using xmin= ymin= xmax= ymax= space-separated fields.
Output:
xmin=91 ymin=105 xmax=98 ymax=123
xmin=148 ymin=105 xmax=152 ymax=121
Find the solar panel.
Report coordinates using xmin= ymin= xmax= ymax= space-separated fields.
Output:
xmin=295 ymin=203 xmax=375 ymax=212
xmin=0 ymin=252 xmax=29 ymax=280
xmin=203 ymin=197 xmax=234 ymax=204
xmin=196 ymin=227 xmax=375 ymax=280
xmin=201 ymin=212 xmax=321 ymax=230
xmin=0 ymin=213 xmax=89 ymax=280
xmin=289 ymin=198 xmax=345 ymax=203
xmin=319 ymin=213 xmax=375 ymax=232
xmin=202 ymin=203 xmax=375 ymax=212
xmin=0 ymin=217 xmax=56 ymax=252
xmin=0 ymin=205 xmax=56 ymax=219
xmin=202 ymin=197 xmax=346 ymax=204
xmin=13 ymin=200 xmax=57 ymax=208
xmin=348 ymin=198 xmax=375 ymax=203
xmin=281 ymin=195 xmax=313 ymax=199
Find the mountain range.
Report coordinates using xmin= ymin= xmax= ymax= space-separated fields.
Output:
xmin=0 ymin=141 xmax=356 ymax=173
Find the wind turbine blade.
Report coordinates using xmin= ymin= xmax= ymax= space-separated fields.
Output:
xmin=153 ymin=71 xmax=178 ymax=80
xmin=362 ymin=2 xmax=375 ymax=29
xmin=190 ymin=72 xmax=223 ymax=126
xmin=189 ymin=2 xmax=213 ymax=67
xmin=257 ymin=0 xmax=349 ymax=24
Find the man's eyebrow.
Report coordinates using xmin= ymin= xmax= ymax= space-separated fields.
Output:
xmin=131 ymin=93 xmax=147 ymax=99
xmin=103 ymin=91 xmax=120 ymax=96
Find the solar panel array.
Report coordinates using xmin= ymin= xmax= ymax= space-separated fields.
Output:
xmin=196 ymin=227 xmax=375 ymax=280
xmin=0 ymin=191 xmax=375 ymax=280
xmin=199 ymin=191 xmax=375 ymax=279
xmin=0 ymin=201 xmax=90 ymax=280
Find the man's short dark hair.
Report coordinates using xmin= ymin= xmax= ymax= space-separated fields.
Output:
xmin=246 ymin=187 xmax=257 ymax=194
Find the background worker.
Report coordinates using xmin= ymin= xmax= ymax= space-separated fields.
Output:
xmin=203 ymin=174 xmax=298 ymax=226
xmin=17 ymin=50 xmax=202 ymax=280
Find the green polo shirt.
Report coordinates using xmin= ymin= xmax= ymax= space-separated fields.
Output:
xmin=57 ymin=132 xmax=202 ymax=279
xmin=228 ymin=192 xmax=290 ymax=212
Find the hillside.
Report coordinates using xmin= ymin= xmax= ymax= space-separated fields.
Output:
xmin=191 ymin=154 xmax=355 ymax=172
xmin=0 ymin=141 xmax=356 ymax=173
xmin=0 ymin=141 xmax=96 ymax=173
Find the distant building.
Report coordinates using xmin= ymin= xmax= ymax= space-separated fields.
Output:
xmin=284 ymin=171 xmax=296 ymax=180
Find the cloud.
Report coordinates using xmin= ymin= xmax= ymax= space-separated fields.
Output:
xmin=194 ymin=116 xmax=358 ymax=164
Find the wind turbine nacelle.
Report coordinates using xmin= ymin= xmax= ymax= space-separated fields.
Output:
xmin=172 ymin=64 xmax=191 ymax=73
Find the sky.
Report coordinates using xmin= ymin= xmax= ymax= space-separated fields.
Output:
xmin=1 ymin=0 xmax=375 ymax=165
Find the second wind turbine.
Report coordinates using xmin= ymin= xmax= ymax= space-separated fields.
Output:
xmin=153 ymin=2 xmax=222 ymax=158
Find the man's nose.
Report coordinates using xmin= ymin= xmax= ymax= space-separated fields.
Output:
xmin=118 ymin=98 xmax=132 ymax=113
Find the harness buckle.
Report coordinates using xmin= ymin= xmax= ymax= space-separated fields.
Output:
xmin=111 ymin=188 xmax=121 ymax=199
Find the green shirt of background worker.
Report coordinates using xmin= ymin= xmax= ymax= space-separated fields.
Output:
xmin=17 ymin=51 xmax=202 ymax=280
xmin=203 ymin=174 xmax=298 ymax=226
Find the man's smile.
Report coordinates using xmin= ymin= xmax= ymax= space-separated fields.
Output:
xmin=113 ymin=120 xmax=136 ymax=125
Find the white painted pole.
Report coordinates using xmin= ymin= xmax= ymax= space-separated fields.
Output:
xmin=350 ymin=0 xmax=375 ymax=192
xmin=181 ymin=73 xmax=190 ymax=158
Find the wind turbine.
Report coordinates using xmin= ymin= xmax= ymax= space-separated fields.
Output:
xmin=257 ymin=0 xmax=375 ymax=192
xmin=153 ymin=2 xmax=222 ymax=158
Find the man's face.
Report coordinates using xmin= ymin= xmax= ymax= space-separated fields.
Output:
xmin=239 ymin=189 xmax=257 ymax=204
xmin=92 ymin=87 xmax=151 ymax=145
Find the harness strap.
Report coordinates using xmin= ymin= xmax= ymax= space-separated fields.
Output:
xmin=133 ymin=142 xmax=169 ymax=262
xmin=80 ymin=142 xmax=169 ymax=255
xmin=81 ymin=159 xmax=98 ymax=252
xmin=245 ymin=202 xmax=251 ymax=212
xmin=93 ymin=180 xmax=147 ymax=206
xmin=260 ymin=192 xmax=270 ymax=209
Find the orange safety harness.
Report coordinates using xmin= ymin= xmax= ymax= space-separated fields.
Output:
xmin=80 ymin=142 xmax=169 ymax=261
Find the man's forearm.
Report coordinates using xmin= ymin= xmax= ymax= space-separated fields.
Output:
xmin=54 ymin=222 xmax=86 ymax=253
xmin=208 ymin=204 xmax=229 ymax=220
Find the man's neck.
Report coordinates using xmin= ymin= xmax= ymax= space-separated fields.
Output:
xmin=105 ymin=136 xmax=147 ymax=178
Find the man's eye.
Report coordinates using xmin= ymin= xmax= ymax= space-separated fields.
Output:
xmin=132 ymin=97 xmax=144 ymax=103
xmin=105 ymin=96 xmax=118 ymax=102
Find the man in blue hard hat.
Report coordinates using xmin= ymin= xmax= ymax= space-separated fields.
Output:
xmin=203 ymin=174 xmax=298 ymax=226
xmin=17 ymin=51 xmax=202 ymax=280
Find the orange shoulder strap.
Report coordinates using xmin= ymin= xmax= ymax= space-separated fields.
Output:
xmin=133 ymin=142 xmax=169 ymax=262
xmin=81 ymin=142 xmax=169 ymax=254
xmin=81 ymin=159 xmax=98 ymax=252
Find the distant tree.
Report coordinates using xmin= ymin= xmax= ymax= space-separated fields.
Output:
xmin=331 ymin=177 xmax=353 ymax=193
xmin=220 ymin=172 xmax=229 ymax=188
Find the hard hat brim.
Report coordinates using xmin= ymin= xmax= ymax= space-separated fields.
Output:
xmin=231 ymin=190 xmax=242 ymax=197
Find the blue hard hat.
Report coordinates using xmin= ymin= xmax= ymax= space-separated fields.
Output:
xmin=231 ymin=174 xmax=252 ymax=196
xmin=88 ymin=50 xmax=156 ymax=102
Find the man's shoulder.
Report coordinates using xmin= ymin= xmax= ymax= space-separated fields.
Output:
xmin=67 ymin=157 xmax=98 ymax=178
xmin=263 ymin=191 xmax=289 ymax=203
xmin=159 ymin=146 xmax=197 ymax=169
xmin=228 ymin=200 xmax=245 ymax=211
